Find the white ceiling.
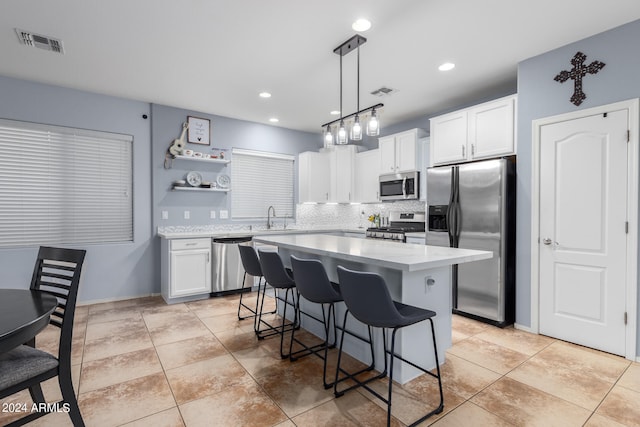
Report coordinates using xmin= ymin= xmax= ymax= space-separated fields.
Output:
xmin=2 ymin=1 xmax=640 ymax=133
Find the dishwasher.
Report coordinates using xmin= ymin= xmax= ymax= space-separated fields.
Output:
xmin=211 ymin=236 xmax=253 ymax=296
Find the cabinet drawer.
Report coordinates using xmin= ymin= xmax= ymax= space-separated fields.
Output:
xmin=170 ymin=238 xmax=210 ymax=251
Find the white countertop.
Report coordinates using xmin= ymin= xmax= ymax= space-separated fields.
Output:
xmin=157 ymin=227 xmax=367 ymax=239
xmin=253 ymin=233 xmax=492 ymax=272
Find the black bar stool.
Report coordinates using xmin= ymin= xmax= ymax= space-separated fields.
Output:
xmin=335 ymin=266 xmax=444 ymax=427
xmin=237 ymin=244 xmax=275 ymax=330
xmin=290 ymin=255 xmax=376 ymax=389
xmin=257 ymin=249 xmax=299 ymax=358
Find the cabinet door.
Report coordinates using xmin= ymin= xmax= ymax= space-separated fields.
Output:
xmin=330 ymin=146 xmax=355 ymax=203
xmin=395 ymin=131 xmax=418 ymax=172
xmin=379 ymin=136 xmax=396 ymax=173
xmin=170 ymin=248 xmax=211 ymax=297
xmin=355 ymin=149 xmax=380 ymax=203
xmin=299 ymin=151 xmax=330 ymax=202
xmin=430 ymin=111 xmax=468 ymax=165
xmin=468 ymin=96 xmax=515 ymax=159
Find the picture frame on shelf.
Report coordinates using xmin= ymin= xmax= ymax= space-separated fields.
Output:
xmin=187 ymin=116 xmax=210 ymax=145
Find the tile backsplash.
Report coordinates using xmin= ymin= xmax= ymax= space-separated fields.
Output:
xmin=295 ymin=200 xmax=426 ymax=229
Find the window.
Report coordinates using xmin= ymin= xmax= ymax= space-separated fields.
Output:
xmin=0 ymin=119 xmax=133 ymax=248
xmin=231 ymin=148 xmax=294 ymax=219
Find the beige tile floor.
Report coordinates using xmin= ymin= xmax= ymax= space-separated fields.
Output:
xmin=1 ymin=293 xmax=639 ymax=427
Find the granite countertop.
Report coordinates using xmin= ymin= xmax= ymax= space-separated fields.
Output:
xmin=157 ymin=227 xmax=367 ymax=239
xmin=253 ymin=233 xmax=492 ymax=272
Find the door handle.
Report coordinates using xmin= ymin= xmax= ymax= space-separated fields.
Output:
xmin=542 ymin=238 xmax=552 ymax=245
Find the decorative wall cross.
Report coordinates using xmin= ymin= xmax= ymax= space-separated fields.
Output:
xmin=554 ymin=51 xmax=605 ymax=106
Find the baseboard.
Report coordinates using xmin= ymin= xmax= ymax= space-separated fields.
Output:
xmin=514 ymin=323 xmax=535 ymax=333
xmin=77 ymin=293 xmax=161 ymax=307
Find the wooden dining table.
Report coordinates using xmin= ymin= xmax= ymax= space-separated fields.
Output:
xmin=0 ymin=289 xmax=58 ymax=353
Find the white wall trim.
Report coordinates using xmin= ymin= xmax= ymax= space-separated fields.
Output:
xmin=531 ymin=98 xmax=639 ymax=360
xmin=514 ymin=323 xmax=535 ymax=333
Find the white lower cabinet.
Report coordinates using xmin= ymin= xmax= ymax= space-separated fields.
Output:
xmin=162 ymin=238 xmax=212 ymax=303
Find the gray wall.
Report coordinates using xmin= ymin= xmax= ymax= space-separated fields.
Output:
xmin=149 ymin=104 xmax=321 ymax=288
xmin=150 ymin=104 xmax=320 ymax=229
xmin=517 ymin=19 xmax=640 ymax=355
xmin=0 ymin=75 xmax=154 ymax=303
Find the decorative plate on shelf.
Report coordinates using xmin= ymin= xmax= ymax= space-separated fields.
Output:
xmin=216 ymin=174 xmax=230 ymax=188
xmin=186 ymin=171 xmax=203 ymax=187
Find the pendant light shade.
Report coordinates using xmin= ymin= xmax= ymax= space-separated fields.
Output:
xmin=321 ymin=34 xmax=383 ymax=144
xmin=350 ymin=115 xmax=363 ymax=140
xmin=366 ymin=108 xmax=380 ymax=136
xmin=337 ymin=121 xmax=348 ymax=144
xmin=324 ymin=125 xmax=334 ymax=145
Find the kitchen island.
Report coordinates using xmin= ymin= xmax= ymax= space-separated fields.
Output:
xmin=252 ymin=233 xmax=492 ymax=383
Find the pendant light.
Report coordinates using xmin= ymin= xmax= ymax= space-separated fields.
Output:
xmin=324 ymin=125 xmax=334 ymax=145
xmin=366 ymin=107 xmax=380 ymax=136
xmin=321 ymin=35 xmax=383 ymax=144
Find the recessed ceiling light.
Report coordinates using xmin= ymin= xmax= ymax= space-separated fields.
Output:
xmin=352 ymin=19 xmax=371 ymax=32
xmin=330 ymin=110 xmax=341 ymax=115
xmin=269 ymin=118 xmax=279 ymax=123
xmin=259 ymin=92 xmax=272 ymax=98
xmin=438 ymin=62 xmax=456 ymax=71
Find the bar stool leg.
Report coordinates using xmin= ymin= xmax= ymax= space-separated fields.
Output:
xmin=334 ymin=311 xmax=385 ymax=398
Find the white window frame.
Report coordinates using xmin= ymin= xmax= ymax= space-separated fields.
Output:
xmin=231 ymin=148 xmax=294 ymax=220
xmin=0 ymin=118 xmax=133 ymax=248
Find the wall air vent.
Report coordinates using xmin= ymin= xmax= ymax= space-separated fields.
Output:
xmin=15 ymin=28 xmax=65 ymax=54
xmin=370 ymin=87 xmax=397 ymax=97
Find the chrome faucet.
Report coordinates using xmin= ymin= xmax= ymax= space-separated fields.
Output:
xmin=267 ymin=205 xmax=276 ymax=229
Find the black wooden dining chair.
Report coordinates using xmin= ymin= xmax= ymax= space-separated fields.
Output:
xmin=0 ymin=246 xmax=86 ymax=427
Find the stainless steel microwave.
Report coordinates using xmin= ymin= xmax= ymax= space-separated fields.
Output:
xmin=379 ymin=171 xmax=419 ymax=201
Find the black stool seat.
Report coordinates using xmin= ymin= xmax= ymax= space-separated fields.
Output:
xmin=335 ymin=265 xmax=444 ymax=427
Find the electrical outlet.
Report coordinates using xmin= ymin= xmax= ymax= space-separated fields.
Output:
xmin=219 ymin=210 xmax=228 ymax=219
xmin=184 ymin=210 xmax=190 ymax=220
xmin=161 ymin=211 xmax=168 ymax=220
xmin=210 ymin=210 xmax=216 ymax=219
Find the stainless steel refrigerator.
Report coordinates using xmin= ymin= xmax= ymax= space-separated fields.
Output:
xmin=426 ymin=156 xmax=516 ymax=327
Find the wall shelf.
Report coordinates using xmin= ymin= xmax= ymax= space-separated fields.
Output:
xmin=173 ymin=155 xmax=230 ymax=165
xmin=172 ymin=186 xmax=230 ymax=192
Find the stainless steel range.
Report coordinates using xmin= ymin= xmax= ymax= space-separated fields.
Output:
xmin=365 ymin=211 xmax=425 ymax=242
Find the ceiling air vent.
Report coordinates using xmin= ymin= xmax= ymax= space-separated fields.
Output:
xmin=15 ymin=28 xmax=65 ymax=54
xmin=370 ymin=87 xmax=397 ymax=97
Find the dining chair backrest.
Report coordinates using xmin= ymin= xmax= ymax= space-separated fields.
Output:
xmin=290 ymin=255 xmax=342 ymax=304
xmin=258 ymin=250 xmax=294 ymax=289
xmin=238 ymin=244 xmax=262 ymax=277
xmin=336 ymin=266 xmax=404 ymax=328
xmin=30 ymin=247 xmax=86 ymax=363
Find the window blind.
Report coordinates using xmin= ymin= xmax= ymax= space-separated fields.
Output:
xmin=231 ymin=148 xmax=294 ymax=219
xmin=0 ymin=119 xmax=133 ymax=248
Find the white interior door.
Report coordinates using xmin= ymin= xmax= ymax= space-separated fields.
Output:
xmin=539 ymin=109 xmax=628 ymax=355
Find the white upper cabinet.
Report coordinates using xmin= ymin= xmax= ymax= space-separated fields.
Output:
xmin=354 ymin=149 xmax=380 ymax=203
xmin=430 ymin=95 xmax=516 ymax=166
xmin=429 ymin=111 xmax=468 ymax=164
xmin=379 ymin=128 xmax=428 ymax=173
xmin=298 ymin=151 xmax=330 ymax=202
xmin=298 ymin=145 xmax=356 ymax=203
xmin=468 ymin=96 xmax=516 ymax=159
xmin=328 ymin=145 xmax=356 ymax=203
